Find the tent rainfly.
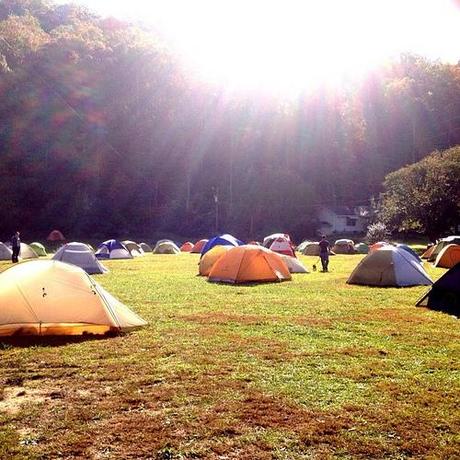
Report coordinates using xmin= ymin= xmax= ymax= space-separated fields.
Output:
xmin=52 ymin=242 xmax=108 ymax=274
xmin=0 ymin=260 xmax=146 ymax=336
xmin=208 ymin=245 xmax=291 ymax=284
xmin=347 ymin=246 xmax=432 ymax=287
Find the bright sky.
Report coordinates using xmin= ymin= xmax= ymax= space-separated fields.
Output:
xmin=56 ymin=0 xmax=460 ymax=94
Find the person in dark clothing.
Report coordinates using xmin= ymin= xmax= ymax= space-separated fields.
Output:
xmin=11 ymin=231 xmax=20 ymax=263
xmin=318 ymin=235 xmax=331 ymax=272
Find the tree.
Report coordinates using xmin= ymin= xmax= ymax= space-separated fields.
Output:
xmin=378 ymin=146 xmax=460 ymax=241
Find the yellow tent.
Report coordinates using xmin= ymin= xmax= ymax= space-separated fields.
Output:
xmin=0 ymin=260 xmax=147 ymax=336
xmin=198 ymin=245 xmax=230 ymax=276
xmin=208 ymin=245 xmax=291 ymax=284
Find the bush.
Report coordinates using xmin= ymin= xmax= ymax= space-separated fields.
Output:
xmin=366 ymin=222 xmax=388 ymax=245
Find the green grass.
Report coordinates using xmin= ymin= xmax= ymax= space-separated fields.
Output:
xmin=0 ymin=254 xmax=459 ymax=459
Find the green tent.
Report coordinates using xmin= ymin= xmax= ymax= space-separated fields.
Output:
xmin=354 ymin=243 xmax=369 ymax=254
xmin=30 ymin=242 xmax=47 ymax=257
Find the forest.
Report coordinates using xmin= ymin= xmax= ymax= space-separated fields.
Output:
xmin=1 ymin=0 xmax=460 ymax=240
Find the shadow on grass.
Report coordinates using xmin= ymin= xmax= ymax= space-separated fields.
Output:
xmin=0 ymin=331 xmax=120 ymax=349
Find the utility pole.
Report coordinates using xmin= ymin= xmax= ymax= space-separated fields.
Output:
xmin=213 ymin=187 xmax=219 ymax=233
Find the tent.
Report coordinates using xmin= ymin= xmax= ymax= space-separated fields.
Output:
xmin=263 ymin=233 xmax=291 ymax=248
xmin=140 ymin=243 xmax=152 ymax=253
xmin=191 ymin=239 xmax=208 ymax=253
xmin=302 ymin=242 xmax=320 ymax=256
xmin=416 ymin=263 xmax=460 ymax=316
xmin=47 ymin=230 xmax=65 ymax=241
xmin=122 ymin=240 xmax=144 ymax=257
xmin=30 ymin=242 xmax=47 ymax=257
xmin=153 ymin=241 xmax=180 ymax=254
xmin=396 ymin=244 xmax=422 ymax=263
xmin=347 ymin=246 xmax=432 ymax=287
xmin=201 ymin=234 xmax=244 ymax=257
xmin=0 ymin=243 xmax=12 ymax=261
xmin=199 ymin=245 xmax=230 ymax=276
xmin=19 ymin=243 xmax=39 ymax=260
xmin=52 ymin=242 xmax=108 ymax=274
xmin=421 ymin=245 xmax=435 ymax=259
xmin=369 ymin=241 xmax=390 ymax=253
xmin=428 ymin=236 xmax=460 ymax=262
xmin=208 ymin=245 xmax=291 ymax=284
xmin=180 ymin=241 xmax=194 ymax=252
xmin=280 ymin=254 xmax=308 ymax=273
xmin=433 ymin=244 xmax=460 ymax=269
xmin=354 ymin=243 xmax=369 ymax=254
xmin=95 ymin=240 xmax=132 ymax=259
xmin=269 ymin=236 xmax=296 ymax=257
xmin=296 ymin=241 xmax=310 ymax=253
xmin=0 ymin=260 xmax=146 ymax=336
xmin=332 ymin=239 xmax=356 ymax=254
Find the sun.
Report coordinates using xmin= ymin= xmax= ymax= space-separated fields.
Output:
xmin=77 ymin=0 xmax=460 ymax=95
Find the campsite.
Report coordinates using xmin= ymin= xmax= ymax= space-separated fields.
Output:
xmin=1 ymin=0 xmax=460 ymax=458
xmin=0 ymin=240 xmax=459 ymax=459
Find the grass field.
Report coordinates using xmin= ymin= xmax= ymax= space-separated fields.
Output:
xmin=0 ymin=253 xmax=459 ymax=459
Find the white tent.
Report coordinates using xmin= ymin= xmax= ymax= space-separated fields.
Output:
xmin=122 ymin=240 xmax=144 ymax=257
xmin=0 ymin=260 xmax=147 ymax=336
xmin=153 ymin=241 xmax=181 ymax=254
xmin=0 ymin=242 xmax=12 ymax=261
xmin=280 ymin=255 xmax=308 ymax=273
xmin=52 ymin=242 xmax=108 ymax=275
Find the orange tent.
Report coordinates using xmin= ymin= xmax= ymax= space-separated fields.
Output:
xmin=421 ymin=245 xmax=435 ymax=259
xmin=180 ymin=241 xmax=194 ymax=252
xmin=369 ymin=241 xmax=390 ymax=253
xmin=191 ymin=239 xmax=208 ymax=254
xmin=47 ymin=229 xmax=65 ymax=241
xmin=434 ymin=244 xmax=460 ymax=268
xmin=208 ymin=245 xmax=291 ymax=284
xmin=199 ymin=245 xmax=230 ymax=276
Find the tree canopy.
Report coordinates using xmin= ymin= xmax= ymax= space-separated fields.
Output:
xmin=379 ymin=146 xmax=460 ymax=241
xmin=1 ymin=0 xmax=460 ymax=240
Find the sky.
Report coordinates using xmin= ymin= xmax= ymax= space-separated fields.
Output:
xmin=54 ymin=0 xmax=460 ymax=93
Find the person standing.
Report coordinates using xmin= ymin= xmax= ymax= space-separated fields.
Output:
xmin=11 ymin=231 xmax=21 ymax=263
xmin=318 ymin=234 xmax=331 ymax=272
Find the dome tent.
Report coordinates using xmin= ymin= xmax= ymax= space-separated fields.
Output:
xmin=199 ymin=245 xmax=230 ymax=276
xmin=191 ymin=239 xmax=208 ymax=253
xmin=153 ymin=241 xmax=181 ymax=254
xmin=332 ymin=239 xmax=356 ymax=254
xmin=280 ymin=254 xmax=308 ymax=273
xmin=396 ymin=244 xmax=422 ymax=263
xmin=269 ymin=236 xmax=296 ymax=257
xmin=0 ymin=242 xmax=12 ymax=261
xmin=428 ymin=236 xmax=460 ymax=262
xmin=302 ymin=242 xmax=320 ymax=256
xmin=354 ymin=243 xmax=369 ymax=254
xmin=30 ymin=242 xmax=47 ymax=257
xmin=180 ymin=241 xmax=194 ymax=252
xmin=122 ymin=240 xmax=144 ymax=257
xmin=201 ymin=234 xmax=244 ymax=257
xmin=263 ymin=233 xmax=291 ymax=248
xmin=208 ymin=245 xmax=291 ymax=284
xmin=140 ymin=243 xmax=152 ymax=253
xmin=52 ymin=242 xmax=108 ymax=275
xmin=47 ymin=230 xmax=65 ymax=241
xmin=95 ymin=240 xmax=132 ymax=259
xmin=19 ymin=243 xmax=39 ymax=259
xmin=347 ymin=246 xmax=432 ymax=287
xmin=416 ymin=263 xmax=460 ymax=316
xmin=0 ymin=260 xmax=146 ymax=336
xmin=434 ymin=244 xmax=460 ymax=269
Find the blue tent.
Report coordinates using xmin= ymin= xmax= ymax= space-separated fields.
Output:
xmin=95 ymin=239 xmax=132 ymax=259
xmin=396 ymin=244 xmax=422 ymax=263
xmin=201 ymin=234 xmax=244 ymax=257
